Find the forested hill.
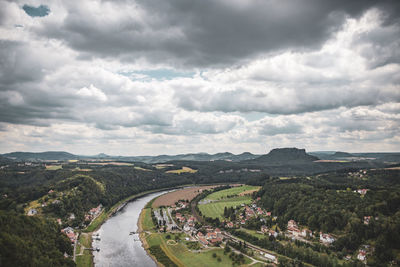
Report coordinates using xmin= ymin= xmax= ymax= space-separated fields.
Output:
xmin=250 ymin=148 xmax=319 ymax=164
xmin=1 ymin=151 xmax=259 ymax=163
xmin=3 ymin=151 xmax=77 ymax=161
xmin=255 ymin=169 xmax=400 ymax=265
xmin=0 ymin=211 xmax=74 ymax=266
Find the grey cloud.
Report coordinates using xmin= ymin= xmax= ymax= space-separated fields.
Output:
xmin=174 ymin=84 xmax=400 ymax=115
xmin=355 ymin=24 xmax=400 ymax=69
xmin=259 ymin=123 xmax=303 ymax=136
xmin=143 ymin=115 xmax=241 ymax=135
xmin=34 ymin=0 xmax=400 ymax=67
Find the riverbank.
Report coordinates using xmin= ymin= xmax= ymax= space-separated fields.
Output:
xmin=77 ymin=183 xmax=231 ymax=267
xmin=76 ymin=187 xmax=177 ymax=267
xmin=138 ymin=199 xmax=164 ymax=267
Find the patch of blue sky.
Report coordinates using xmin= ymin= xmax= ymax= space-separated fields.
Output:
xmin=119 ymin=69 xmax=195 ymax=81
xmin=23 ymin=4 xmax=50 ymax=17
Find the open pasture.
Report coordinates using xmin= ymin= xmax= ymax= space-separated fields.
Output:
xmin=199 ymin=197 xmax=252 ymax=219
xmin=204 ymin=185 xmax=260 ymax=201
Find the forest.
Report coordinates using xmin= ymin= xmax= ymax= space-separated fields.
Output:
xmin=0 ymin=159 xmax=399 ymax=266
xmin=256 ymin=169 xmax=400 ymax=265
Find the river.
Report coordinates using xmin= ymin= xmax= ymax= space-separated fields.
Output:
xmin=92 ymin=190 xmax=171 ymax=267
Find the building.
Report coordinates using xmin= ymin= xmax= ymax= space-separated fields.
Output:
xmin=27 ymin=208 xmax=37 ymax=216
xmin=357 ymin=250 xmax=367 ymax=261
xmin=320 ymin=232 xmax=335 ymax=244
xmin=356 ymin=189 xmax=368 ymax=195
xmin=269 ymin=230 xmax=278 ymax=238
xmin=226 ymin=221 xmax=234 ymax=228
xmin=261 ymin=225 xmax=269 ymax=233
xmin=288 ymin=220 xmax=297 ymax=228
xmin=364 ymin=216 xmax=371 ymax=225
xmin=61 ymin=227 xmax=77 ymax=243
xmin=260 ymin=252 xmax=277 ymax=263
xmin=301 ymin=229 xmax=313 ymax=238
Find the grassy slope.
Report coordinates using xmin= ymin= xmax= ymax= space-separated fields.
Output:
xmin=75 ymin=233 xmax=93 ymax=267
xmin=204 ymin=185 xmax=260 ymax=200
xmin=199 ymin=197 xmax=252 ymax=219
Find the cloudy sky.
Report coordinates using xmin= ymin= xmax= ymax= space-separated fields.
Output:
xmin=0 ymin=0 xmax=399 ymax=155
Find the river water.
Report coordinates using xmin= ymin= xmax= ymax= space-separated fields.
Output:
xmin=93 ymin=190 xmax=171 ymax=267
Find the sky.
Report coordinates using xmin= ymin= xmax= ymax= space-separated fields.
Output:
xmin=0 ymin=0 xmax=399 ymax=156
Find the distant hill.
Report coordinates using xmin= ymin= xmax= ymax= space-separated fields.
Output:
xmin=332 ymin=151 xmax=354 ymax=157
xmin=124 ymin=152 xmax=259 ymax=163
xmin=252 ymin=148 xmax=319 ymax=165
xmin=2 ymin=151 xmax=77 ymax=161
xmin=1 ymin=151 xmax=259 ymax=163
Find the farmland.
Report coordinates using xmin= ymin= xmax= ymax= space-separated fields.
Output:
xmin=45 ymin=165 xmax=62 ymax=170
xmin=203 ymin=185 xmax=260 ymax=201
xmin=152 ymin=186 xmax=217 ymax=208
xmin=166 ymin=166 xmax=198 ymax=174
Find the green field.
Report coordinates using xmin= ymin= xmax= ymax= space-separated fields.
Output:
xmin=141 ymin=208 xmax=155 ymax=231
xmin=199 ymin=196 xmax=252 ymax=219
xmin=198 ymin=185 xmax=260 ymax=219
xmin=204 ymin=185 xmax=260 ymax=201
xmin=76 ymin=233 xmax=93 ymax=267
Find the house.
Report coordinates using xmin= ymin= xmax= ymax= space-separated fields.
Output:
xmin=89 ymin=204 xmax=103 ymax=216
xmin=356 ymin=189 xmax=368 ymax=195
xmin=175 ymin=213 xmax=186 ymax=223
xmin=357 ymin=250 xmax=367 ymax=261
xmin=364 ymin=216 xmax=371 ymax=225
xmin=226 ymin=221 xmax=234 ymax=228
xmin=27 ymin=209 xmax=37 ymax=216
xmin=320 ymin=232 xmax=335 ymax=244
xmin=288 ymin=226 xmax=301 ymax=237
xmin=57 ymin=218 xmax=62 ymax=225
xmin=69 ymin=213 xmax=76 ymax=220
xmin=269 ymin=230 xmax=278 ymax=238
xmin=266 ymin=211 xmax=272 ymax=216
xmin=261 ymin=225 xmax=269 ymax=233
xmin=61 ymin=227 xmax=77 ymax=243
xmin=301 ymin=229 xmax=313 ymax=238
xmin=241 ymin=219 xmax=246 ymax=225
xmin=48 ymin=189 xmax=54 ymax=194
xmin=198 ymin=237 xmax=208 ymax=246
xmin=288 ymin=220 xmax=297 ymax=228
xmin=256 ymin=207 xmax=264 ymax=215
xmin=183 ymin=223 xmax=191 ymax=232
xmin=206 ymin=232 xmax=217 ymax=240
xmin=209 ymin=237 xmax=222 ymax=244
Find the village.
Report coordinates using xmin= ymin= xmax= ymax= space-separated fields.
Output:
xmin=147 ymin=184 xmax=373 ymax=266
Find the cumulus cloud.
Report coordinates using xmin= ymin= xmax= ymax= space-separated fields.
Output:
xmin=0 ymin=1 xmax=399 ymax=154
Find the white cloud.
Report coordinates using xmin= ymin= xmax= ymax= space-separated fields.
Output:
xmin=0 ymin=2 xmax=399 ymax=154
xmin=77 ymin=84 xmax=107 ymax=102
